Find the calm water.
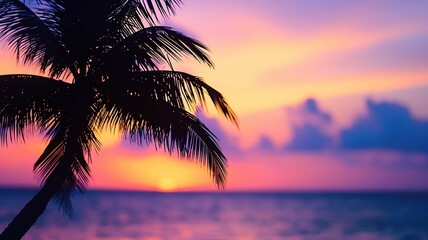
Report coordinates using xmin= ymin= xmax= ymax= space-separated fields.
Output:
xmin=0 ymin=189 xmax=427 ymax=240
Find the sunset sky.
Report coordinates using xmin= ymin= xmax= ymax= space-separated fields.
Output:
xmin=1 ymin=0 xmax=428 ymax=192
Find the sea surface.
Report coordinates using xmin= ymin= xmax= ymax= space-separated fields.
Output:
xmin=0 ymin=189 xmax=427 ymax=240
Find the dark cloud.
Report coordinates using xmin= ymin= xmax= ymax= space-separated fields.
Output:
xmin=285 ymin=124 xmax=332 ymax=151
xmin=253 ymin=98 xmax=333 ymax=152
xmin=340 ymin=100 xmax=428 ymax=153
xmin=284 ymin=98 xmax=333 ymax=151
xmin=301 ymin=98 xmax=332 ymax=124
xmin=278 ymin=98 xmax=428 ymax=154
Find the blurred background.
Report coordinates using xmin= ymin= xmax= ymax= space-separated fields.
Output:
xmin=1 ymin=0 xmax=428 ymax=239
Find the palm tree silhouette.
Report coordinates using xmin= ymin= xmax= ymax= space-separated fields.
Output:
xmin=0 ymin=0 xmax=237 ymax=239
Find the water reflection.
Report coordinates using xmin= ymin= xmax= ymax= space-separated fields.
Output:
xmin=0 ymin=190 xmax=427 ymax=240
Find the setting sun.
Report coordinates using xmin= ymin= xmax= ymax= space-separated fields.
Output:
xmin=134 ymin=155 xmax=214 ymax=191
xmin=91 ymin=152 xmax=215 ymax=191
xmin=157 ymin=177 xmax=178 ymax=192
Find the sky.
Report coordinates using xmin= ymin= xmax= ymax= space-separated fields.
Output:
xmin=1 ymin=0 xmax=428 ymax=192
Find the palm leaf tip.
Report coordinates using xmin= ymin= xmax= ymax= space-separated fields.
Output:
xmin=183 ymin=113 xmax=229 ymax=189
xmin=142 ymin=0 xmax=183 ymax=23
xmin=211 ymin=95 xmax=238 ymax=128
xmin=212 ymin=155 xmax=227 ymax=190
xmin=110 ymin=26 xmax=214 ymax=71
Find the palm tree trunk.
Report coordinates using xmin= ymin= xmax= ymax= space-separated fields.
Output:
xmin=0 ymin=163 xmax=67 ymax=240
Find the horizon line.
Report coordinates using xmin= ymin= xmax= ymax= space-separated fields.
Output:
xmin=1 ymin=185 xmax=428 ymax=194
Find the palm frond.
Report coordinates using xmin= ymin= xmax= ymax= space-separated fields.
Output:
xmin=33 ymin=100 xmax=101 ymax=215
xmin=107 ymin=71 xmax=237 ymax=125
xmin=99 ymin=95 xmax=227 ymax=188
xmin=0 ymin=0 xmax=75 ymax=77
xmin=0 ymin=74 xmax=70 ymax=144
xmin=34 ymin=129 xmax=92 ymax=215
xmin=102 ymin=0 xmax=183 ymax=38
xmin=33 ymin=83 xmax=101 ymax=185
xmin=107 ymin=0 xmax=145 ymax=37
xmin=0 ymin=73 xmax=98 ymax=214
xmin=99 ymin=26 xmax=213 ymax=76
xmin=140 ymin=0 xmax=182 ymax=25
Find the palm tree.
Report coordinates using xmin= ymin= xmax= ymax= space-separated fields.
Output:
xmin=0 ymin=0 xmax=237 ymax=239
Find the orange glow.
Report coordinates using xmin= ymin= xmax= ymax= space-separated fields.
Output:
xmin=0 ymin=52 xmax=40 ymax=75
xmin=91 ymin=151 xmax=214 ymax=191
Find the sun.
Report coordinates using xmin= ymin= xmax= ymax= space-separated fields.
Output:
xmin=104 ymin=154 xmax=214 ymax=191
xmin=157 ymin=177 xmax=178 ymax=192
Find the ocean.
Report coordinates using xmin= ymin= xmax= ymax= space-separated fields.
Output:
xmin=0 ymin=189 xmax=427 ymax=240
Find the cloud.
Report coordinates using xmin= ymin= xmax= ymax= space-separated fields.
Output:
xmin=340 ymin=100 xmax=428 ymax=153
xmin=285 ymin=124 xmax=332 ymax=151
xmin=255 ymin=98 xmax=428 ymax=154
xmin=299 ymin=98 xmax=332 ymax=124
xmin=253 ymin=98 xmax=333 ymax=152
xmin=257 ymin=136 xmax=276 ymax=151
xmin=284 ymin=98 xmax=333 ymax=151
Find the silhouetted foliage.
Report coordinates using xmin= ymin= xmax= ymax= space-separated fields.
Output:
xmin=0 ymin=0 xmax=236 ymax=238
